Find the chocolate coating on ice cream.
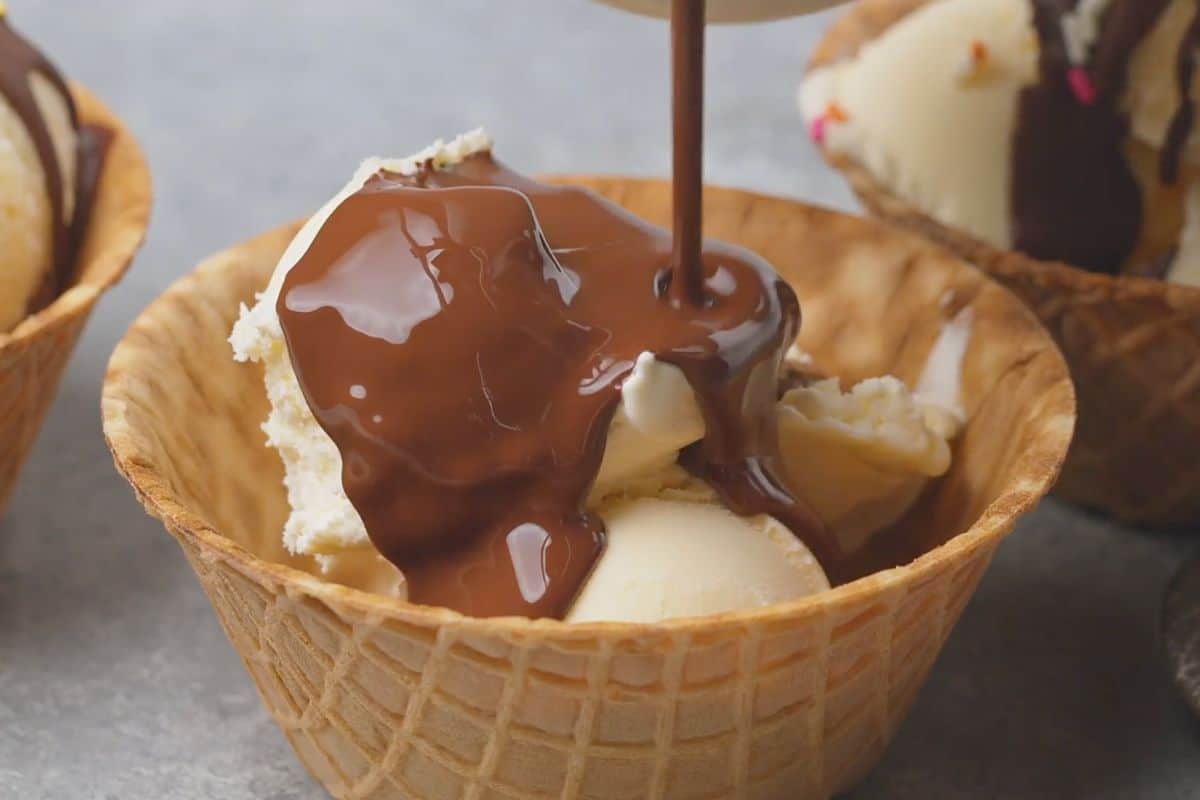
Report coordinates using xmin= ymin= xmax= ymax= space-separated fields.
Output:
xmin=1012 ymin=0 xmax=1170 ymax=274
xmin=0 ymin=11 xmax=106 ymax=312
xmin=277 ymin=153 xmax=834 ymax=619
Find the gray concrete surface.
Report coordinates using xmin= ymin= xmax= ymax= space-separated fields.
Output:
xmin=0 ymin=2 xmax=1196 ymax=798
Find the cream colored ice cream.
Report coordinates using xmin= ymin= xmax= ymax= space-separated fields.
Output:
xmin=0 ymin=42 xmax=79 ymax=330
xmin=801 ymin=0 xmax=1038 ymax=249
xmin=780 ymin=307 xmax=967 ymax=554
xmin=589 ymin=351 xmax=705 ymax=502
xmin=801 ymin=0 xmax=1200 ymax=284
xmin=232 ymin=134 xmax=491 ymax=562
xmin=233 ymin=131 xmax=962 ymax=622
xmin=567 ymin=483 xmax=829 ymax=624
xmin=780 ymin=377 xmax=954 ymax=553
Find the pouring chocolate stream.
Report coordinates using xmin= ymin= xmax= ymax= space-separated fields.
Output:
xmin=277 ymin=0 xmax=836 ymax=619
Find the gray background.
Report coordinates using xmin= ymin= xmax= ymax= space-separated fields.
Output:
xmin=0 ymin=1 xmax=1196 ymax=798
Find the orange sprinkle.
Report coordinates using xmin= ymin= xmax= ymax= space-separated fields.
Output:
xmin=970 ymin=40 xmax=989 ymax=64
xmin=826 ymin=102 xmax=849 ymax=123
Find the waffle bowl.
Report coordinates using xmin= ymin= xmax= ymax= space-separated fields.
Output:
xmin=102 ymin=178 xmax=1073 ymax=800
xmin=0 ymin=83 xmax=150 ymax=516
xmin=808 ymin=0 xmax=1200 ymax=528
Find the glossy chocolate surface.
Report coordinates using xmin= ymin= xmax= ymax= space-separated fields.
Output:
xmin=278 ymin=153 xmax=834 ymax=618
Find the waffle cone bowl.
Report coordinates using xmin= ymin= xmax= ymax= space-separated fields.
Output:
xmin=809 ymin=0 xmax=1200 ymax=528
xmin=0 ymin=83 xmax=150 ymax=515
xmin=102 ymin=178 xmax=1073 ymax=800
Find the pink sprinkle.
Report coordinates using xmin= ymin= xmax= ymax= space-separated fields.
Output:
xmin=1067 ymin=67 xmax=1097 ymax=106
xmin=810 ymin=115 xmax=829 ymax=145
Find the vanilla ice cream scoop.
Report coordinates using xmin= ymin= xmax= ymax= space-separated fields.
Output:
xmin=801 ymin=0 xmax=1038 ymax=249
xmin=779 ymin=314 xmax=967 ymax=553
xmin=0 ymin=11 xmax=82 ymax=330
xmin=779 ymin=376 xmax=956 ymax=553
xmin=591 ymin=351 xmax=705 ymax=501
xmin=567 ymin=487 xmax=829 ymax=624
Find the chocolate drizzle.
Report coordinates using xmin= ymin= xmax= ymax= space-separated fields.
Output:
xmin=0 ymin=13 xmax=104 ymax=314
xmin=277 ymin=153 xmax=835 ymax=618
xmin=670 ymin=0 xmax=706 ymax=306
xmin=1161 ymin=2 xmax=1200 ymax=185
xmin=1013 ymin=0 xmax=1170 ymax=273
xmin=68 ymin=124 xmax=111 ymax=265
xmin=278 ymin=0 xmax=835 ymax=619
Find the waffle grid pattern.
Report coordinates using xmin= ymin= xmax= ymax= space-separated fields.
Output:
xmin=0 ymin=314 xmax=86 ymax=511
xmin=176 ymin=527 xmax=992 ymax=800
xmin=814 ymin=0 xmax=1200 ymax=527
xmin=1018 ymin=285 xmax=1200 ymax=524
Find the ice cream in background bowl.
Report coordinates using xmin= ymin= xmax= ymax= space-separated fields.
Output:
xmin=0 ymin=7 xmax=150 ymax=516
xmin=103 ymin=131 xmax=1073 ymax=797
xmin=803 ymin=0 xmax=1200 ymax=527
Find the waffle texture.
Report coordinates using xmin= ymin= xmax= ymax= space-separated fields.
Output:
xmin=0 ymin=84 xmax=150 ymax=515
xmin=810 ymin=0 xmax=1200 ymax=528
xmin=102 ymin=180 xmax=1074 ymax=799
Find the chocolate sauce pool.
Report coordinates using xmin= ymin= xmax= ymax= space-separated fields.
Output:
xmin=0 ymin=13 xmax=107 ymax=314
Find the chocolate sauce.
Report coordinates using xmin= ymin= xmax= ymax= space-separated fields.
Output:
xmin=278 ymin=0 xmax=836 ymax=619
xmin=1161 ymin=3 xmax=1200 ymax=185
xmin=670 ymin=0 xmax=706 ymax=306
xmin=1012 ymin=0 xmax=1170 ymax=273
xmin=0 ymin=12 xmax=82 ymax=310
xmin=278 ymin=152 xmax=835 ymax=618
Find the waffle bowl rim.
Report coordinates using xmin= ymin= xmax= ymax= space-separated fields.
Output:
xmin=101 ymin=177 xmax=1074 ymax=641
